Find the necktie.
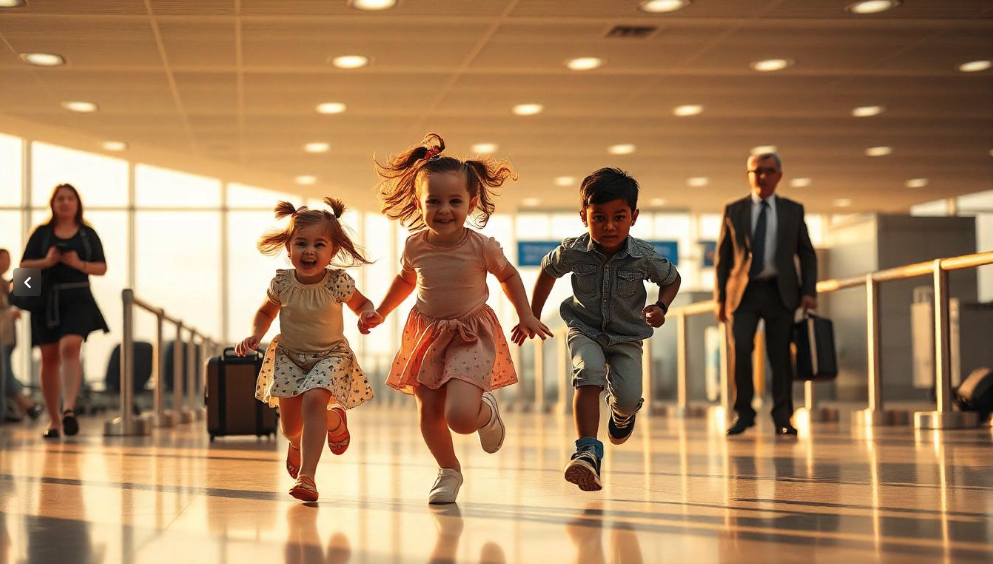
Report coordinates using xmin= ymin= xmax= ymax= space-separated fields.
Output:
xmin=750 ymin=200 xmax=769 ymax=279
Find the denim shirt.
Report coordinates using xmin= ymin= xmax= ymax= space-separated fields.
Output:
xmin=541 ymin=234 xmax=679 ymax=344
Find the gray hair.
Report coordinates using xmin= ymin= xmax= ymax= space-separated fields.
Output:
xmin=748 ymin=152 xmax=782 ymax=170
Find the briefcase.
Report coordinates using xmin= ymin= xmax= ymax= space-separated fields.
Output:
xmin=791 ymin=313 xmax=838 ymax=382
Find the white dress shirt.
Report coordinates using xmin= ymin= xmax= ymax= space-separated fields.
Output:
xmin=750 ymin=192 xmax=778 ymax=278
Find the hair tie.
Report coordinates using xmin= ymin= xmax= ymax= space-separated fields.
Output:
xmin=423 ymin=147 xmax=441 ymax=161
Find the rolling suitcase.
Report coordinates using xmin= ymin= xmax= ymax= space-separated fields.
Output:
xmin=206 ymin=347 xmax=278 ymax=441
xmin=792 ymin=313 xmax=838 ymax=382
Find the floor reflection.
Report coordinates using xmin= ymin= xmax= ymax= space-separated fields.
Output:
xmin=565 ymin=503 xmax=643 ymax=564
xmin=284 ymin=505 xmax=351 ymax=564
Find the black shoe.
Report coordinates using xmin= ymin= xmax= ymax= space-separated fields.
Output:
xmin=607 ymin=410 xmax=637 ymax=445
xmin=26 ymin=403 xmax=44 ymax=420
xmin=775 ymin=424 xmax=798 ymax=436
xmin=42 ymin=428 xmax=60 ymax=439
xmin=726 ymin=418 xmax=755 ymax=436
xmin=564 ymin=447 xmax=602 ymax=492
xmin=62 ymin=409 xmax=79 ymax=436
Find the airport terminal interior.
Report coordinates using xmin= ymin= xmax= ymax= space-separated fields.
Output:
xmin=0 ymin=0 xmax=992 ymax=562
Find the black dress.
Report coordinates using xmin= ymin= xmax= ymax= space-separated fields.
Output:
xmin=21 ymin=224 xmax=110 ymax=346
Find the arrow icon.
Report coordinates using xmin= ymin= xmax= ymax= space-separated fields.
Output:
xmin=24 ymin=277 xmax=32 ymax=289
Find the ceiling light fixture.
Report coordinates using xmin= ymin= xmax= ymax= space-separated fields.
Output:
xmin=650 ymin=198 xmax=668 ymax=206
xmin=316 ymin=102 xmax=346 ymax=114
xmin=845 ymin=1 xmax=901 ymax=15
xmin=673 ymin=104 xmax=703 ymax=116
xmin=608 ymin=144 xmax=636 ymax=155
xmin=554 ymin=176 xmax=575 ymax=187
xmin=905 ymin=178 xmax=928 ymax=188
xmin=513 ymin=103 xmax=543 ymax=116
xmin=750 ymin=58 xmax=793 ymax=72
xmin=348 ymin=0 xmax=398 ymax=11
xmin=639 ymin=0 xmax=691 ymax=13
xmin=686 ymin=177 xmax=709 ymax=187
xmin=20 ymin=52 xmax=65 ymax=67
xmin=566 ymin=57 xmax=603 ymax=71
xmin=61 ymin=101 xmax=98 ymax=113
xmin=295 ymin=175 xmax=317 ymax=185
xmin=834 ymin=198 xmax=853 ymax=207
xmin=101 ymin=141 xmax=128 ymax=152
xmin=0 ymin=0 xmax=25 ymax=7
xmin=331 ymin=55 xmax=370 ymax=69
xmin=750 ymin=145 xmax=778 ymax=155
xmin=790 ymin=178 xmax=812 ymax=188
xmin=958 ymin=60 xmax=992 ymax=73
xmin=304 ymin=142 xmax=330 ymax=153
xmin=471 ymin=143 xmax=497 ymax=154
xmin=521 ymin=198 xmax=542 ymax=207
xmin=852 ymin=105 xmax=885 ymax=117
xmin=865 ymin=146 xmax=893 ymax=157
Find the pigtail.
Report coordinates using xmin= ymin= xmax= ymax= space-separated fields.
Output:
xmin=258 ymin=200 xmax=304 ymax=256
xmin=463 ymin=158 xmax=516 ymax=228
xmin=322 ymin=197 xmax=372 ymax=267
xmin=376 ymin=133 xmax=446 ymax=230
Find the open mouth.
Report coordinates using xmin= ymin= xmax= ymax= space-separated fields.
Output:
xmin=301 ymin=258 xmax=318 ymax=268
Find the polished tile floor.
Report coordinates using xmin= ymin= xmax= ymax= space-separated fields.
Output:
xmin=1 ymin=406 xmax=991 ymax=564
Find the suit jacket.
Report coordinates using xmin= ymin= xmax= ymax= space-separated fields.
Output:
xmin=714 ymin=194 xmax=817 ymax=313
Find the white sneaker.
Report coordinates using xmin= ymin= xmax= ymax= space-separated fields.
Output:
xmin=428 ymin=467 xmax=463 ymax=504
xmin=478 ymin=391 xmax=506 ymax=454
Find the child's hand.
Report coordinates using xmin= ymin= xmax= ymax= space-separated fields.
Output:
xmin=643 ymin=304 xmax=666 ymax=327
xmin=235 ymin=335 xmax=261 ymax=356
xmin=358 ymin=310 xmax=384 ymax=334
xmin=510 ymin=315 xmax=553 ymax=346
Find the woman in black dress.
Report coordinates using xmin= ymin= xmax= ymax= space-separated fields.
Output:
xmin=19 ymin=184 xmax=109 ymax=438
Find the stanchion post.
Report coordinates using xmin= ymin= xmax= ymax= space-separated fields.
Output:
xmin=105 ymin=289 xmax=151 ymax=436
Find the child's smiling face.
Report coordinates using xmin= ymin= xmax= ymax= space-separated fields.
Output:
xmin=416 ymin=171 xmax=476 ymax=241
xmin=287 ymin=224 xmax=335 ymax=282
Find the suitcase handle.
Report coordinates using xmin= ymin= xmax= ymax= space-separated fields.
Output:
xmin=223 ymin=346 xmax=261 ymax=360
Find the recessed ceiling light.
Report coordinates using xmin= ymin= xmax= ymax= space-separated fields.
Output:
xmin=845 ymin=1 xmax=901 ymax=15
xmin=304 ymin=142 xmax=330 ymax=153
xmin=521 ymin=198 xmax=542 ymax=207
xmin=750 ymin=145 xmax=778 ymax=155
xmin=61 ymin=101 xmax=98 ymax=113
xmin=852 ymin=105 xmax=885 ymax=117
xmin=865 ymin=146 xmax=892 ymax=157
xmin=566 ymin=57 xmax=603 ymax=71
xmin=554 ymin=176 xmax=576 ymax=187
xmin=471 ymin=143 xmax=497 ymax=154
xmin=20 ymin=53 xmax=65 ymax=67
xmin=958 ymin=60 xmax=992 ymax=73
xmin=834 ymin=198 xmax=853 ymax=207
xmin=639 ymin=0 xmax=691 ymax=13
xmin=905 ymin=178 xmax=928 ymax=188
xmin=673 ymin=104 xmax=703 ymax=117
xmin=608 ymin=144 xmax=636 ymax=155
xmin=790 ymin=178 xmax=812 ymax=188
xmin=686 ymin=177 xmax=709 ymax=187
xmin=331 ymin=55 xmax=370 ymax=69
xmin=295 ymin=175 xmax=317 ymax=185
xmin=348 ymin=0 xmax=398 ymax=10
xmin=316 ymin=102 xmax=346 ymax=114
xmin=0 ymin=0 xmax=25 ymax=7
xmin=101 ymin=141 xmax=128 ymax=152
xmin=650 ymin=198 xmax=668 ymax=206
xmin=513 ymin=103 xmax=543 ymax=116
xmin=750 ymin=59 xmax=793 ymax=72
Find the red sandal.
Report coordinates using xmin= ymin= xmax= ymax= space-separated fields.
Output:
xmin=289 ymin=475 xmax=319 ymax=502
xmin=286 ymin=443 xmax=300 ymax=479
xmin=327 ymin=407 xmax=350 ymax=455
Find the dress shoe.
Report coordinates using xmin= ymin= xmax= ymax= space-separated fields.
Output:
xmin=726 ymin=418 xmax=754 ymax=436
xmin=775 ymin=424 xmax=798 ymax=436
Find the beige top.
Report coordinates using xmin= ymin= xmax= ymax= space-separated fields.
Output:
xmin=401 ymin=229 xmax=509 ymax=320
xmin=266 ymin=269 xmax=355 ymax=353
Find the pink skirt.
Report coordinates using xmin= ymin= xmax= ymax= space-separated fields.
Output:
xmin=386 ymin=304 xmax=518 ymax=395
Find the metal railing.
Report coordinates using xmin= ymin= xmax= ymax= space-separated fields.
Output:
xmin=104 ymin=289 xmax=222 ymax=436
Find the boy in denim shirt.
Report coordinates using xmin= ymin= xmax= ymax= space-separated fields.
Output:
xmin=513 ymin=168 xmax=680 ymax=491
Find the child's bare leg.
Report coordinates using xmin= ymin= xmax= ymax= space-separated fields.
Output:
xmin=279 ymin=396 xmax=304 ymax=446
xmin=443 ymin=379 xmax=487 ymax=434
xmin=299 ymin=389 xmax=332 ymax=478
xmin=414 ymin=384 xmax=460 ymax=471
xmin=574 ymin=386 xmax=602 ymax=439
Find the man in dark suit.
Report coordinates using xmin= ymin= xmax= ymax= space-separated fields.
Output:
xmin=715 ymin=152 xmax=817 ymax=436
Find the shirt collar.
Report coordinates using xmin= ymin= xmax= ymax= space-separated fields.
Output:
xmin=750 ymin=192 xmax=777 ymax=208
xmin=575 ymin=233 xmax=641 ymax=258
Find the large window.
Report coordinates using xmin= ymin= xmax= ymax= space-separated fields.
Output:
xmin=31 ymin=142 xmax=128 ymax=207
xmin=0 ymin=134 xmax=22 ymax=206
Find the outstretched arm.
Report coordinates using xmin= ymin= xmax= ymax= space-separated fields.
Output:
xmin=358 ymin=271 xmax=416 ymax=333
xmin=235 ymin=297 xmax=280 ymax=356
xmin=510 ymin=268 xmax=557 ymax=346
xmin=643 ymin=272 xmax=681 ymax=327
xmin=346 ymin=288 xmax=375 ymax=317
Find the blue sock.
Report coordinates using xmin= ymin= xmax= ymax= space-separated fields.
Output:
xmin=575 ymin=437 xmax=604 ymax=459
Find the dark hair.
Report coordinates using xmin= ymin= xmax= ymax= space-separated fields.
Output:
xmin=257 ymin=197 xmax=371 ymax=268
xmin=376 ymin=132 xmax=517 ymax=231
xmin=0 ymin=248 xmax=8 ymax=257
xmin=47 ymin=183 xmax=85 ymax=226
xmin=579 ymin=167 xmax=639 ymax=211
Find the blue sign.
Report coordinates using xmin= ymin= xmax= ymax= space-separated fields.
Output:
xmin=700 ymin=241 xmax=716 ymax=267
xmin=649 ymin=241 xmax=679 ymax=266
xmin=517 ymin=241 xmax=560 ymax=267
